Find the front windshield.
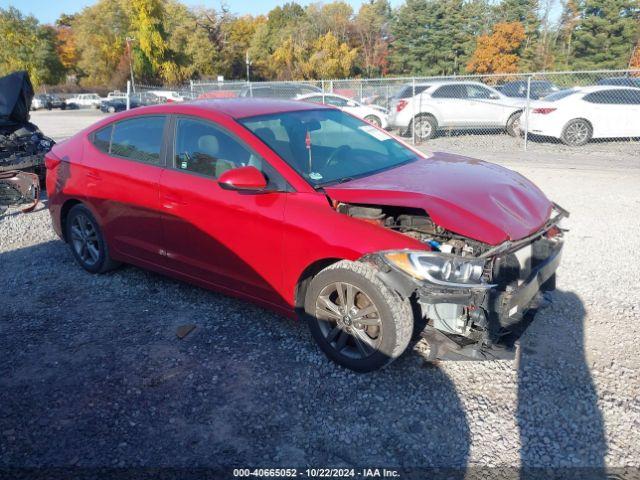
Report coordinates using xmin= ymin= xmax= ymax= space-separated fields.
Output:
xmin=239 ymin=109 xmax=419 ymax=186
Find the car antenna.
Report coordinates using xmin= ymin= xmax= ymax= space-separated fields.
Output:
xmin=305 ymin=130 xmax=312 ymax=172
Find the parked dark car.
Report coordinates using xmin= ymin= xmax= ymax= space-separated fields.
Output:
xmin=48 ymin=94 xmax=67 ymax=110
xmin=45 ymin=99 xmax=567 ymax=372
xmin=238 ymin=83 xmax=322 ymax=99
xmin=597 ymin=76 xmax=640 ymax=88
xmin=100 ymin=93 xmax=161 ymax=113
xmin=100 ymin=98 xmax=141 ymax=113
xmin=496 ymin=80 xmax=560 ymax=100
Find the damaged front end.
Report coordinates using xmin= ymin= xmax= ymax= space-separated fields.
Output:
xmin=0 ymin=71 xmax=55 ymax=181
xmin=0 ymin=170 xmax=40 ymax=214
xmin=337 ymin=201 xmax=568 ymax=361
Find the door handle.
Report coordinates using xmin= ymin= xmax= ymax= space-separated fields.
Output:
xmin=161 ymin=194 xmax=188 ymax=208
xmin=86 ymin=170 xmax=101 ymax=180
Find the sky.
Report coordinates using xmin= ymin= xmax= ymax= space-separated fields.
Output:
xmin=0 ymin=0 xmax=405 ymax=24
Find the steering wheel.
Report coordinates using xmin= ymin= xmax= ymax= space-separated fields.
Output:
xmin=320 ymin=145 xmax=352 ymax=173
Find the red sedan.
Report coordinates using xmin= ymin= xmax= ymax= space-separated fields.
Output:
xmin=45 ymin=99 xmax=567 ymax=371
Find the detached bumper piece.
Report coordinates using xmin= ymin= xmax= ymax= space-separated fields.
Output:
xmin=0 ymin=170 xmax=40 ymax=214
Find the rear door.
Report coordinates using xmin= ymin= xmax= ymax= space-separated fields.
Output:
xmin=83 ymin=115 xmax=168 ymax=266
xmin=158 ymin=115 xmax=289 ymax=305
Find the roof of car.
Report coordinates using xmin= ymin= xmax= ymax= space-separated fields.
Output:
xmin=574 ymin=85 xmax=640 ymax=92
xmin=189 ymin=98 xmax=332 ymax=118
xmin=411 ymin=80 xmax=494 ymax=87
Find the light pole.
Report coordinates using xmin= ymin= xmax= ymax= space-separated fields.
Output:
xmin=126 ymin=37 xmax=136 ymax=93
xmin=245 ymin=50 xmax=252 ymax=83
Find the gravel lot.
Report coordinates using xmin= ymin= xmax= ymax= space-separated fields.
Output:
xmin=1 ymin=110 xmax=639 ymax=473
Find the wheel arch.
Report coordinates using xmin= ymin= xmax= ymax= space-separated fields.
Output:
xmin=59 ymin=198 xmax=84 ymax=242
xmin=294 ymin=257 xmax=344 ymax=313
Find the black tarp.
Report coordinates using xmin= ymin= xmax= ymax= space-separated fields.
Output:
xmin=0 ymin=71 xmax=34 ymax=127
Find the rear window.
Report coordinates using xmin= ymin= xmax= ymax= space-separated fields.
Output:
xmin=108 ymin=116 xmax=166 ymax=165
xmin=92 ymin=125 xmax=112 ymax=153
xmin=393 ymin=85 xmax=432 ymax=99
xmin=542 ymin=89 xmax=577 ymax=101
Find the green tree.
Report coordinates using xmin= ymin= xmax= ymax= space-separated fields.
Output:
xmin=390 ymin=0 xmax=489 ymax=75
xmin=571 ymin=0 xmax=640 ymax=70
xmin=303 ymin=31 xmax=358 ymax=78
xmin=72 ymin=0 xmax=129 ymax=87
xmin=0 ymin=7 xmax=65 ymax=86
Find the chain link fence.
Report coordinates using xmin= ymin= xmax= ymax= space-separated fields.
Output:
xmin=131 ymin=69 xmax=640 ymax=155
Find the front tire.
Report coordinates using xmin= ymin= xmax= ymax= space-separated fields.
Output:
xmin=65 ymin=204 xmax=119 ymax=274
xmin=304 ymin=260 xmax=413 ymax=372
xmin=410 ymin=114 xmax=437 ymax=141
xmin=506 ymin=111 xmax=522 ymax=137
xmin=561 ymin=119 xmax=592 ymax=146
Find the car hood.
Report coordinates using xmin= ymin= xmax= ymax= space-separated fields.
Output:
xmin=0 ymin=71 xmax=34 ymax=127
xmin=324 ymin=153 xmax=553 ymax=245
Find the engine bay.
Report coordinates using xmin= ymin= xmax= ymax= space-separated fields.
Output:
xmin=333 ymin=201 xmax=491 ymax=257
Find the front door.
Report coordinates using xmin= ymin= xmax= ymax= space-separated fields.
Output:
xmin=159 ymin=116 xmax=289 ymax=306
xmin=430 ymin=84 xmax=472 ymax=127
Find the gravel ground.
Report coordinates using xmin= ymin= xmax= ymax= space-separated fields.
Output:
xmin=1 ymin=110 xmax=639 ymax=472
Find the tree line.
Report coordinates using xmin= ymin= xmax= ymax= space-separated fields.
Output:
xmin=0 ymin=0 xmax=638 ymax=89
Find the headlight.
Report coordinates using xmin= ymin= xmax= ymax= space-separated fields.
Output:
xmin=384 ymin=251 xmax=490 ymax=288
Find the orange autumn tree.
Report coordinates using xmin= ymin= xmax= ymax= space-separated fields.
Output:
xmin=630 ymin=42 xmax=640 ymax=75
xmin=466 ymin=22 xmax=526 ymax=74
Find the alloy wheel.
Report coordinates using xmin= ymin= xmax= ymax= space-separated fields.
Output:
xmin=415 ymin=118 xmax=432 ymax=139
xmin=70 ymin=213 xmax=101 ymax=267
xmin=315 ymin=281 xmax=382 ymax=359
xmin=565 ymin=121 xmax=589 ymax=145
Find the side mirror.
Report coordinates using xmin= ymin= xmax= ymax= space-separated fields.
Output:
xmin=490 ymin=93 xmax=501 ymax=100
xmin=347 ymin=100 xmax=357 ymax=107
xmin=218 ymin=166 xmax=268 ymax=192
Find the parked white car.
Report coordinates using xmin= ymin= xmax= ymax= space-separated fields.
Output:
xmin=296 ymin=93 xmax=389 ymax=129
xmin=66 ymin=93 xmax=103 ymax=109
xmin=387 ymin=81 xmax=525 ymax=140
xmin=526 ymin=86 xmax=640 ymax=146
xmin=149 ymin=90 xmax=184 ymax=102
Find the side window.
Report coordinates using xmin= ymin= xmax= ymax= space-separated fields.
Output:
xmin=582 ymin=91 xmax=629 ymax=104
xmin=432 ymin=84 xmax=466 ymax=99
xmin=466 ymin=85 xmax=493 ymax=99
xmin=623 ymin=90 xmax=640 ymax=105
xmin=110 ymin=116 xmax=166 ymax=165
xmin=324 ymin=96 xmax=349 ymax=107
xmin=303 ymin=96 xmax=323 ymax=104
xmin=173 ymin=117 xmax=287 ymax=190
xmin=92 ymin=125 xmax=112 ymax=153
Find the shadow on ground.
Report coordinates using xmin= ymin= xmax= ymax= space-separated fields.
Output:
xmin=0 ymin=240 xmax=606 ymax=477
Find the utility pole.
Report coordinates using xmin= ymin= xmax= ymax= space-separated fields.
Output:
xmin=126 ymin=37 xmax=136 ymax=93
xmin=245 ymin=50 xmax=252 ymax=83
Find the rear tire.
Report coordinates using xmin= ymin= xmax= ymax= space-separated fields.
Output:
xmin=65 ymin=204 xmax=120 ymax=274
xmin=561 ymin=119 xmax=592 ymax=146
xmin=304 ymin=260 xmax=413 ymax=372
xmin=410 ymin=114 xmax=437 ymax=141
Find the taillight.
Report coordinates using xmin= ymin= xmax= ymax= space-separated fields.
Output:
xmin=532 ymin=107 xmax=557 ymax=114
xmin=396 ymin=100 xmax=408 ymax=112
xmin=44 ymin=152 xmax=62 ymax=170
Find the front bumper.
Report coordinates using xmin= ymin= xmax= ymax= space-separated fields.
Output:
xmin=364 ymin=221 xmax=565 ymax=361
